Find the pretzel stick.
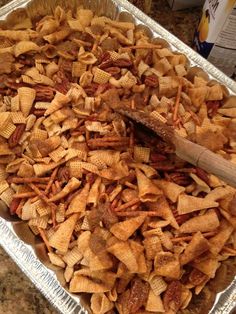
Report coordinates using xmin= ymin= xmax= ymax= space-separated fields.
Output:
xmin=30 ymin=196 xmax=39 ymax=203
xmin=29 ymin=183 xmax=57 ymax=228
xmin=55 ymin=180 xmax=61 ymax=192
xmin=72 ymin=38 xmax=92 ymax=47
xmin=88 ymin=136 xmax=130 ymax=142
xmin=116 ymin=211 xmax=160 ymax=217
xmin=189 ymin=110 xmax=201 ymax=126
xmin=121 ymin=44 xmax=162 ymax=50
xmin=124 ymin=181 xmax=137 ymax=190
xmin=110 ymin=198 xmax=120 ymax=210
xmin=171 ymin=231 xmax=217 ymax=243
xmin=29 ymin=184 xmax=56 ymax=208
xmin=51 ymin=184 xmax=57 ymax=195
xmin=13 ymin=192 xmax=37 ymax=198
xmin=45 ymin=168 xmax=58 ymax=194
xmin=173 ymin=82 xmax=182 ymax=122
xmin=88 ymin=141 xmax=129 ymax=148
xmin=36 ymin=184 xmax=48 ymax=189
xmin=222 ymin=246 xmax=236 ymax=255
xmin=9 ymin=177 xmax=50 ymax=184
xmin=37 ymin=227 xmax=52 ymax=252
xmin=113 ymin=197 xmax=140 ymax=212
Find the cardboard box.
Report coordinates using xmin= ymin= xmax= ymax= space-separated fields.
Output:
xmin=167 ymin=0 xmax=204 ymax=10
xmin=193 ymin=0 xmax=236 ymax=77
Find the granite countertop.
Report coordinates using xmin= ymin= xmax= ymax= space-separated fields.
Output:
xmin=0 ymin=0 xmax=201 ymax=313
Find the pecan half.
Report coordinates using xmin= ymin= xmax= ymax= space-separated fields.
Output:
xmin=144 ymin=74 xmax=159 ymax=87
xmin=99 ymin=59 xmax=113 ymax=70
xmin=206 ymin=100 xmax=221 ymax=118
xmin=172 ymin=206 xmax=191 ymax=225
xmin=99 ymin=51 xmax=111 ymax=63
xmin=104 ymin=66 xmax=121 ymax=76
xmin=189 ymin=269 xmax=208 ymax=286
xmin=84 ymin=83 xmax=99 ymax=96
xmin=128 ymin=278 xmax=150 ymax=313
xmin=54 ymin=70 xmax=71 ymax=94
xmin=168 ymin=172 xmax=192 ymax=186
xmin=5 ymin=80 xmax=25 ymax=90
xmin=32 ymin=109 xmax=46 ymax=117
xmin=9 ymin=124 xmax=26 ymax=148
xmin=113 ymin=58 xmax=133 ymax=68
xmin=58 ymin=166 xmax=70 ymax=182
xmin=33 ymin=85 xmax=54 ymax=101
xmin=150 ymin=152 xmax=167 ymax=162
xmin=163 ymin=281 xmax=182 ymax=312
xmin=196 ymin=167 xmax=210 ymax=185
xmin=150 ymin=161 xmax=175 ymax=171
xmin=86 ymin=173 xmax=96 ymax=185
xmin=94 ymin=83 xmax=112 ymax=96
xmin=144 ymin=50 xmax=153 ymax=66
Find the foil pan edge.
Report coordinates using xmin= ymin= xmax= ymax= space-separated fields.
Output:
xmin=0 ymin=218 xmax=88 ymax=314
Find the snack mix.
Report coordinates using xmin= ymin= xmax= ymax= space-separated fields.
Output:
xmin=0 ymin=5 xmax=236 ymax=314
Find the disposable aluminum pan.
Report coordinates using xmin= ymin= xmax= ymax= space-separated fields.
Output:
xmin=0 ymin=0 xmax=236 ymax=313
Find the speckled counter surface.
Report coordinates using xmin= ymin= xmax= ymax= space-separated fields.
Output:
xmin=0 ymin=1 xmax=201 ymax=313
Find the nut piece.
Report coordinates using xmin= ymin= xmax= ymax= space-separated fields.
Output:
xmin=9 ymin=124 xmax=26 ymax=148
xmin=144 ymin=74 xmax=159 ymax=87
xmin=34 ymin=85 xmax=54 ymax=101
xmin=196 ymin=167 xmax=209 ymax=185
xmin=105 ymin=67 xmax=121 ymax=76
xmin=113 ymin=58 xmax=133 ymax=68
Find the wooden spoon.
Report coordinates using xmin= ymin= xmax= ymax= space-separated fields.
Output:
xmin=116 ymin=107 xmax=236 ymax=188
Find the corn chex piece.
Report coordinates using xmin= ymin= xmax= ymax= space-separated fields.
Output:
xmin=49 ymin=146 xmax=67 ymax=162
xmin=56 ymin=203 xmax=65 ymax=223
xmin=0 ymin=122 xmax=16 ymax=139
xmin=0 ymin=180 xmax=9 ymax=195
xmin=65 ymin=148 xmax=79 ymax=161
xmin=34 ymin=199 xmax=51 ymax=217
xmin=109 ymin=51 xmax=121 ymax=61
xmin=72 ymin=61 xmax=87 ymax=77
xmin=10 ymin=112 xmax=26 ymax=124
xmin=0 ymin=187 xmax=14 ymax=207
xmin=21 ymin=201 xmax=38 ymax=220
xmin=29 ymin=225 xmax=40 ymax=235
xmin=34 ymin=102 xmax=50 ymax=110
xmin=149 ymin=274 xmax=167 ymax=296
xmin=0 ymin=165 xmax=7 ymax=181
xmin=30 ymin=129 xmax=48 ymax=141
xmin=69 ymin=160 xmax=98 ymax=178
xmin=134 ymin=146 xmax=150 ymax=163
xmin=93 ymin=68 xmax=111 ymax=84
xmin=150 ymin=110 xmax=167 ymax=123
xmin=46 ymin=228 xmax=55 ymax=239
xmin=11 ymin=95 xmax=20 ymax=112
xmin=28 ymin=215 xmax=48 ymax=229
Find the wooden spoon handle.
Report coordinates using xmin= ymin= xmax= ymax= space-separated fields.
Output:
xmin=174 ymin=135 xmax=236 ymax=187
